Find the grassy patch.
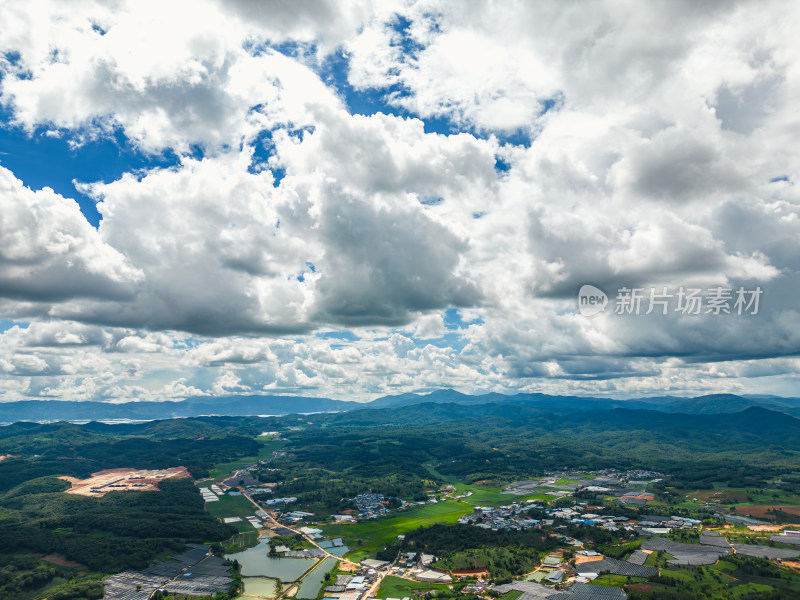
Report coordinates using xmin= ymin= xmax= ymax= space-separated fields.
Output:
xmin=433 ymin=547 xmax=539 ymax=579
xmin=732 ymin=582 xmax=780 ymax=597
xmin=591 ymin=574 xmax=645 ymax=587
xmin=710 ymin=560 xmax=736 ymax=572
xmin=205 ymin=493 xmax=258 ymax=521
xmin=450 ymin=483 xmax=549 ymax=507
xmin=208 ymin=438 xmax=285 ymax=480
xmin=229 ymin=519 xmax=256 ymax=533
xmin=375 ymin=575 xmax=450 ymax=598
xmin=660 ymin=568 xmax=695 ymax=583
xmin=422 ymin=465 xmax=552 ymax=507
xmin=554 ymin=478 xmax=580 ymax=485
xmin=322 ymin=501 xmax=472 ymax=561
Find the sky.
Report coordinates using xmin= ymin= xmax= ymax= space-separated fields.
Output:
xmin=0 ymin=0 xmax=799 ymax=404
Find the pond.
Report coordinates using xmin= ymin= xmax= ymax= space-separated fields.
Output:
xmin=226 ymin=538 xmax=316 ymax=581
xmin=327 ymin=545 xmax=350 ymax=556
xmin=296 ymin=556 xmax=338 ymax=599
xmin=241 ymin=576 xmax=278 ymax=598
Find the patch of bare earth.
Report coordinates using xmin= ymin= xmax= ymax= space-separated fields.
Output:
xmin=782 ymin=561 xmax=800 ymax=573
xmin=42 ymin=555 xmax=82 ymax=567
xmin=59 ymin=467 xmax=190 ymax=497
xmin=748 ymin=523 xmax=800 ymax=532
xmin=735 ymin=505 xmax=800 ymax=520
xmin=574 ymin=555 xmax=605 ymax=565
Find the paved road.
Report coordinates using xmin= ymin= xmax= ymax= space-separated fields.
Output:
xmin=244 ymin=491 xmax=359 ymax=566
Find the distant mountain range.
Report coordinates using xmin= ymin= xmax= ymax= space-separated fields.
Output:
xmin=0 ymin=395 xmax=360 ymax=424
xmin=1 ymin=388 xmax=800 ymax=424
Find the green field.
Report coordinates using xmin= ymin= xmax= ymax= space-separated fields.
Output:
xmin=207 ymin=438 xmax=285 ymax=480
xmin=591 ymin=574 xmax=646 ymax=586
xmin=554 ymin=478 xmax=581 ymax=485
xmin=424 ymin=465 xmax=556 ymax=506
xmin=204 ymin=494 xmax=258 ymax=524
xmin=322 ymin=501 xmax=472 ymax=561
xmin=451 ymin=483 xmax=550 ymax=507
xmin=375 ymin=575 xmax=450 ymax=598
xmin=643 ymin=551 xmax=667 ymax=567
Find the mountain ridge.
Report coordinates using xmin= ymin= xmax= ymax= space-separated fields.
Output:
xmin=1 ymin=389 xmax=799 ymax=423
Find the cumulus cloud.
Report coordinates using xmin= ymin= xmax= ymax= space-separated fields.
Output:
xmin=0 ymin=167 xmax=142 ymax=303
xmin=0 ymin=0 xmax=343 ymax=152
xmin=311 ymin=185 xmax=480 ymax=324
xmin=0 ymin=0 xmax=799 ymax=402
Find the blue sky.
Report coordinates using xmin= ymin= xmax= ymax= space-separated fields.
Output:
xmin=0 ymin=120 xmax=185 ymax=226
xmin=0 ymin=1 xmax=798 ymax=403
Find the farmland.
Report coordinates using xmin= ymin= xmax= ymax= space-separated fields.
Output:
xmin=375 ymin=575 xmax=450 ymax=598
xmin=204 ymin=493 xmax=258 ymax=520
xmin=450 ymin=483 xmax=551 ymax=507
xmin=206 ymin=437 xmax=285 ymax=481
xmin=322 ymin=500 xmax=472 ymax=561
xmin=733 ymin=504 xmax=800 ymax=521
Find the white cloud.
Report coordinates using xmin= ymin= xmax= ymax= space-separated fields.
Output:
xmin=412 ymin=313 xmax=446 ymax=339
xmin=0 ymin=167 xmax=142 ymax=304
xmin=0 ymin=0 xmax=799 ymax=402
xmin=0 ymin=0 xmax=344 ymax=152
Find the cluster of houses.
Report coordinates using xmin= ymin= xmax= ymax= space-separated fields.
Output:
xmin=320 ymin=556 xmax=483 ymax=600
xmin=352 ymin=492 xmax=392 ymax=518
xmin=551 ymin=505 xmax=701 ymax=535
xmin=349 ymin=492 xmax=416 ymax=519
xmin=323 ymin=573 xmax=370 ymax=600
xmin=458 ymin=501 xmax=544 ymax=530
xmin=504 ymin=470 xmax=664 ymax=500
xmin=321 ymin=559 xmax=390 ymax=600
xmin=457 ymin=499 xmax=702 ymax=538
xmin=621 ymin=469 xmax=663 ymax=482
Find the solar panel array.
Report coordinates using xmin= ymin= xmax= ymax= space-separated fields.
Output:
xmin=625 ymin=550 xmax=648 ymax=565
xmin=733 ymin=544 xmax=800 ymax=559
xmin=104 ymin=546 xmax=233 ymax=599
xmin=551 ymin=583 xmax=628 ymax=599
xmin=576 ymin=557 xmax=657 ymax=577
xmin=641 ymin=538 xmax=730 ymax=566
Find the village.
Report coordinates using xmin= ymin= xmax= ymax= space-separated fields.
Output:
xmin=94 ymin=457 xmax=800 ymax=600
xmin=458 ymin=502 xmax=701 ymax=536
xmin=182 ymin=465 xmax=800 ymax=600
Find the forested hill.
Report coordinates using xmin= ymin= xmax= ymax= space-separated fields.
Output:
xmin=0 ymin=400 xmax=797 ymax=518
xmin=0 ymin=417 xmax=263 ymax=493
xmin=3 ymin=401 xmax=795 ymax=490
xmin=308 ymin=400 xmax=800 ymax=440
xmin=281 ymin=402 xmax=800 ymax=489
